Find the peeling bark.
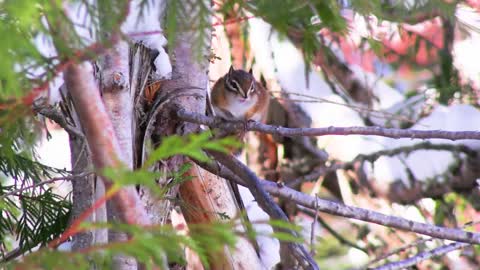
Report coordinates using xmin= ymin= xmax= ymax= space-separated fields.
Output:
xmin=180 ymin=165 xmax=262 ymax=270
xmin=98 ymin=40 xmax=137 ymax=270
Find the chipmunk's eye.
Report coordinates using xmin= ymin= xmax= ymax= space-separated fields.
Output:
xmin=225 ymin=77 xmax=240 ymax=93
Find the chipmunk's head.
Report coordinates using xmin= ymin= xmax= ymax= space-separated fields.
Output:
xmin=224 ymin=66 xmax=256 ymax=100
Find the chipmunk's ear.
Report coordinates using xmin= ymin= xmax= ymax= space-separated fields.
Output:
xmin=248 ymin=68 xmax=253 ymax=74
xmin=260 ymin=74 xmax=267 ymax=87
xmin=228 ymin=65 xmax=235 ymax=76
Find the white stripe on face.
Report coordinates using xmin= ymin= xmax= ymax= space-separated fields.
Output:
xmin=231 ymin=79 xmax=246 ymax=97
xmin=225 ymin=76 xmax=237 ymax=93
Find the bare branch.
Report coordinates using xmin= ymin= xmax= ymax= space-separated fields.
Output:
xmin=289 ymin=141 xmax=476 ymax=188
xmin=368 ymin=237 xmax=436 ymax=267
xmin=353 ymin=142 xmax=477 ymax=161
xmin=372 ymin=242 xmax=469 ymax=270
xmin=33 ymin=103 xmax=84 ymax=139
xmin=195 ymin=158 xmax=480 ymax=245
xmin=366 ymin=221 xmax=480 ymax=268
xmin=263 ymin=181 xmax=480 ymax=244
xmin=177 ymin=109 xmax=480 ymax=141
xmin=310 ymin=196 xmax=319 ymax=255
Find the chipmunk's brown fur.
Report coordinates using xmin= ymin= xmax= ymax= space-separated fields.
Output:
xmin=211 ymin=66 xmax=269 ymax=123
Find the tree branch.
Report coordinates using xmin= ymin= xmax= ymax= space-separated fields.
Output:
xmin=32 ymin=103 xmax=84 ymax=139
xmin=368 ymin=221 xmax=480 ymax=268
xmin=195 ymin=158 xmax=480 ymax=245
xmin=352 ymin=142 xmax=477 ymax=161
xmin=263 ymin=181 xmax=480 ymax=244
xmin=177 ymin=109 xmax=480 ymax=141
xmin=287 ymin=140 xmax=476 ymax=188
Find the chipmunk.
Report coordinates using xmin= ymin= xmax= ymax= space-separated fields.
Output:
xmin=210 ymin=66 xmax=271 ymax=244
xmin=210 ymin=66 xmax=270 ymax=123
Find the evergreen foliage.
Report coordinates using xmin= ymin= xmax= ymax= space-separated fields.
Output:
xmin=0 ymin=0 xmax=477 ymax=268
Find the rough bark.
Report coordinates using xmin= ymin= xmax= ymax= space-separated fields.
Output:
xmin=69 ymin=134 xmax=96 ymax=250
xmin=165 ymin=31 xmax=262 ymax=267
xmin=180 ymin=165 xmax=262 ymax=270
xmin=64 ymin=63 xmax=149 ymax=225
xmin=131 ymin=43 xmax=176 ymax=227
xmin=98 ymin=40 xmax=137 ymax=270
xmin=61 ymin=86 xmax=109 ymax=251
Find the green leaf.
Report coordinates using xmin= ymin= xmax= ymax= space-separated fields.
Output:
xmin=145 ymin=132 xmax=241 ymax=166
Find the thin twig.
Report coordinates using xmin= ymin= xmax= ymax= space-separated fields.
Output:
xmin=368 ymin=237 xmax=436 ymax=267
xmin=298 ymin=205 xmax=367 ymax=253
xmin=0 ymin=247 xmax=23 ymax=264
xmin=352 ymin=142 xmax=477 ymax=161
xmin=366 ymin=220 xmax=480 ymax=267
xmin=0 ymin=172 xmax=93 ymax=199
xmin=310 ymin=195 xmax=319 ymax=255
xmin=177 ymin=109 xmax=480 ymax=141
xmin=290 ymin=141 xmax=476 ymax=187
xmin=271 ymin=90 xmax=418 ymax=125
xmin=372 ymin=242 xmax=469 ymax=270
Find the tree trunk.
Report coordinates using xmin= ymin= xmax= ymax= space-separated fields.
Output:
xmin=63 ymin=1 xmax=264 ymax=268
xmin=141 ymin=1 xmax=263 ymax=268
xmin=99 ymin=39 xmax=137 ymax=270
xmin=180 ymin=165 xmax=262 ymax=270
